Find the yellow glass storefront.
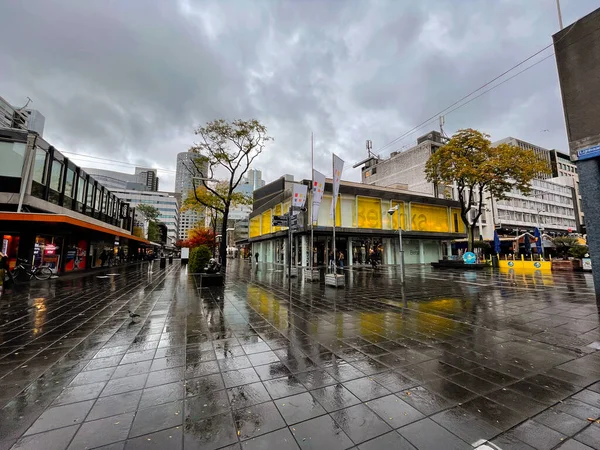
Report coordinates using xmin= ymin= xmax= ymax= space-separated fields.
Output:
xmin=261 ymin=210 xmax=272 ymax=235
xmin=410 ymin=204 xmax=450 ymax=233
xmin=249 ymin=216 xmax=261 ymax=238
xmin=357 ymin=197 xmax=382 ymax=229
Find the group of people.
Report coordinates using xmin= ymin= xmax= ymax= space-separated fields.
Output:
xmin=98 ymin=248 xmax=128 ymax=267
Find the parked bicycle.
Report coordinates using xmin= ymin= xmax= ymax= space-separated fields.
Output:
xmin=11 ymin=258 xmax=53 ymax=281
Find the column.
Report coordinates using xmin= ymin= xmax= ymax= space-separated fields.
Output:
xmin=283 ymin=237 xmax=288 ymax=268
xmin=577 ymin=158 xmax=600 ymax=298
xmin=419 ymin=240 xmax=425 ymax=264
xmin=301 ymin=235 xmax=308 ymax=268
xmin=347 ymin=237 xmax=353 ymax=266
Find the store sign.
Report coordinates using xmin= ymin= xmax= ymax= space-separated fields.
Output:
xmin=45 ymin=244 xmax=56 ymax=255
xmin=463 ymin=252 xmax=476 ymax=264
xmin=120 ymin=203 xmax=130 ymax=218
xmin=583 ymin=258 xmax=592 ymax=271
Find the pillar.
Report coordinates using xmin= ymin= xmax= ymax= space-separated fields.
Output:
xmin=419 ymin=240 xmax=425 ymax=264
xmin=347 ymin=237 xmax=353 ymax=266
xmin=577 ymin=158 xmax=600 ymax=298
xmin=301 ymin=235 xmax=308 ymax=267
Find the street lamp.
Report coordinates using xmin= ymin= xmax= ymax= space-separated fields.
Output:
xmin=388 ymin=205 xmax=405 ymax=284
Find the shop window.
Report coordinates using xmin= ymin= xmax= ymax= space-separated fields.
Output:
xmin=64 ymin=168 xmax=75 ymax=198
xmin=76 ymin=176 xmax=86 ymax=204
xmin=411 ymin=204 xmax=450 ymax=232
xmin=86 ymin=184 xmax=95 ymax=209
xmin=0 ymin=141 xmax=26 ymax=178
xmin=49 ymin=161 xmax=63 ymax=192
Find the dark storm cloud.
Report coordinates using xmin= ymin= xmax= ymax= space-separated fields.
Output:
xmin=1 ymin=0 xmax=598 ymax=189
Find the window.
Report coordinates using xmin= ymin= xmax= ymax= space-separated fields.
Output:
xmin=32 ymin=148 xmax=48 ymax=184
xmin=64 ymin=168 xmax=75 ymax=198
xmin=87 ymin=184 xmax=95 ymax=208
xmin=76 ymin=176 xmax=86 ymax=204
xmin=0 ymin=141 xmax=26 ymax=178
xmin=49 ymin=161 xmax=63 ymax=191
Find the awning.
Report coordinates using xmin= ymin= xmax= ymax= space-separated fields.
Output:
xmin=0 ymin=212 xmax=150 ymax=244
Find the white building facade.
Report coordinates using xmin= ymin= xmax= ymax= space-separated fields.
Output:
xmin=111 ymin=189 xmax=180 ymax=246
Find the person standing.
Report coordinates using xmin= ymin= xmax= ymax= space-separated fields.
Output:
xmin=338 ymin=251 xmax=345 ymax=269
xmin=254 ymin=252 xmax=259 ymax=264
xmin=99 ymin=250 xmax=108 ymax=267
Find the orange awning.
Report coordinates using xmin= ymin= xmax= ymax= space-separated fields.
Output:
xmin=0 ymin=212 xmax=150 ymax=244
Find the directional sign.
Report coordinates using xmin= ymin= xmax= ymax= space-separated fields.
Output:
xmin=577 ymin=144 xmax=600 ymax=161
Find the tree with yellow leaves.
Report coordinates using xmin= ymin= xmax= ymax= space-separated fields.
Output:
xmin=425 ymin=129 xmax=550 ymax=251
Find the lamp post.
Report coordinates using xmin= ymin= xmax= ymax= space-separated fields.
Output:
xmin=388 ymin=205 xmax=405 ymax=284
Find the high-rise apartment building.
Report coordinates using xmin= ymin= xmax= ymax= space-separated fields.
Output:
xmin=134 ymin=167 xmax=159 ymax=191
xmin=492 ymin=137 xmax=552 ymax=178
xmin=175 ymin=151 xmax=208 ymax=240
xmin=83 ymin=167 xmax=159 ymax=192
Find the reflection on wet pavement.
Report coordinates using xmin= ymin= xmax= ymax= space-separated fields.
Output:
xmin=0 ymin=261 xmax=599 ymax=449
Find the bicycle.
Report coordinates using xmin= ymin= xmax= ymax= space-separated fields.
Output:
xmin=11 ymin=258 xmax=53 ymax=281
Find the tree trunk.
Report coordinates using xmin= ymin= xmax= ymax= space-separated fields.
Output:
xmin=220 ymin=204 xmax=230 ymax=270
xmin=467 ymin=225 xmax=475 ymax=252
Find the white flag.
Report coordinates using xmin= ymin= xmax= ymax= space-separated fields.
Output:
xmin=330 ymin=154 xmax=344 ymax=218
xmin=291 ymin=183 xmax=308 ymax=215
xmin=311 ymin=169 xmax=326 ymax=224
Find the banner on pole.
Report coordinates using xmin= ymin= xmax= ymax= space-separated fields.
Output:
xmin=291 ymin=183 xmax=308 ymax=215
xmin=330 ymin=154 xmax=344 ymax=218
xmin=312 ymin=169 xmax=326 ymax=224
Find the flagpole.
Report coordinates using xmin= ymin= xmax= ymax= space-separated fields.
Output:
xmin=332 ymin=153 xmax=336 ymax=274
xmin=310 ymin=132 xmax=314 ymax=274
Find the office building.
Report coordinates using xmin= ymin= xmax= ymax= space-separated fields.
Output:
xmin=134 ymin=167 xmax=159 ymax=191
xmin=492 ymin=137 xmax=552 ymax=178
xmin=110 ymin=189 xmax=180 ymax=247
xmin=0 ymin=128 xmax=148 ymax=274
xmin=83 ymin=167 xmax=159 ymax=192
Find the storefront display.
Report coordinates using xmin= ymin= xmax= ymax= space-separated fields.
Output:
xmin=33 ymin=236 xmax=61 ymax=272
xmin=65 ymin=240 xmax=87 ymax=271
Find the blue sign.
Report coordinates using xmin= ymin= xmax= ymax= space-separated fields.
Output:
xmin=463 ymin=252 xmax=476 ymax=265
xmin=508 ymin=261 xmax=515 ymax=267
xmin=534 ymin=262 xmax=541 ymax=268
xmin=577 ymin=144 xmax=600 ymax=161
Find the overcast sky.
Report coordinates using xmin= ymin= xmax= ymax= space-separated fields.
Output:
xmin=1 ymin=0 xmax=598 ymax=191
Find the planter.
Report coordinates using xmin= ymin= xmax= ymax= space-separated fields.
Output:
xmin=325 ymin=273 xmax=345 ymax=287
xmin=304 ymin=269 xmax=320 ymax=282
xmin=551 ymin=260 xmax=574 ymax=271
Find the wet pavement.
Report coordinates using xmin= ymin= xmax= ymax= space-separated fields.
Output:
xmin=0 ymin=261 xmax=599 ymax=449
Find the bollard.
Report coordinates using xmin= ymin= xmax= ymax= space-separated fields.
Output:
xmin=159 ymin=257 xmax=166 ymax=269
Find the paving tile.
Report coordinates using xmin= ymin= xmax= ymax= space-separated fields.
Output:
xmin=357 ymin=431 xmax=416 ymax=450
xmin=242 ymin=427 xmax=299 ymax=450
xmin=183 ymin=411 xmax=238 ymax=449
xmin=129 ymin=400 xmax=183 ymax=438
xmin=149 ymin=355 xmax=185 ymax=372
xmin=10 ymin=425 xmax=79 ymax=450
xmin=309 ymin=383 xmax=360 ymax=413
xmin=295 ymin=369 xmax=338 ymax=390
xmin=371 ymin=371 xmax=418 ymax=393
xmin=24 ymin=400 xmax=95 ymax=435
xmin=68 ymin=367 xmax=115 ymax=387
xmin=102 ymin=374 xmax=148 ymax=397
xmin=533 ymin=409 xmax=589 ymax=436
xmin=290 ymin=414 xmax=353 ymax=449
xmin=233 ymin=401 xmax=286 ymax=440
xmin=222 ymin=368 xmax=261 ymax=388
xmin=343 ymin=376 xmax=391 ymax=402
xmin=51 ymin=381 xmax=107 ymax=406
xmin=185 ymin=374 xmax=225 ymax=397
xmin=184 ymin=389 xmax=230 ymax=422
xmin=263 ymin=376 xmax=307 ymax=399
xmin=460 ymin=396 xmax=528 ymax=431
xmin=88 ymin=390 xmax=142 ymax=421
xmin=509 ymin=419 xmax=567 ymax=450
xmin=145 ymin=367 xmax=184 ymax=388
xmin=67 ymin=412 xmax=134 ymax=449
xmin=227 ymin=382 xmax=271 ymax=409
xmin=555 ymin=439 xmax=596 ymax=450
xmin=573 ymin=424 xmax=600 ymax=449
xmin=275 ymin=392 xmax=326 ymax=425
xmin=123 ymin=426 xmax=182 ymax=449
xmin=139 ymin=382 xmax=184 ymax=409
xmin=572 ymin=389 xmax=600 ymax=409
xmin=398 ymin=418 xmax=471 ymax=450
xmin=555 ymin=399 xmax=600 ymax=421
xmin=112 ymin=360 xmax=153 ymax=379
xmin=366 ymin=394 xmax=424 ymax=429
xmin=331 ymin=403 xmax=392 ymax=444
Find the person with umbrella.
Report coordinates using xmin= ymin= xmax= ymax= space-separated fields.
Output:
xmin=534 ymin=228 xmax=543 ymax=258
xmin=524 ymin=234 xmax=532 ymax=256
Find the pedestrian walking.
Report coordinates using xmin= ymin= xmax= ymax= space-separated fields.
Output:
xmin=254 ymin=252 xmax=259 ymax=263
xmin=99 ymin=250 xmax=108 ymax=267
xmin=328 ymin=250 xmax=335 ymax=272
xmin=338 ymin=251 xmax=345 ymax=269
xmin=148 ymin=252 xmax=156 ymax=272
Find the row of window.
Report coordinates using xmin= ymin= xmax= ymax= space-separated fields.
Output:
xmin=558 ymin=162 xmax=577 ymax=173
xmin=497 ymin=211 xmax=576 ymax=227
xmin=31 ymin=146 xmax=134 ymax=230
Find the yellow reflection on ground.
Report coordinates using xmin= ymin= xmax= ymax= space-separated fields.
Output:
xmin=32 ymin=297 xmax=47 ymax=336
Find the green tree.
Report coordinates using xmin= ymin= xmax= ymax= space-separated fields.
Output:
xmin=188 ymin=119 xmax=272 ymax=269
xmin=425 ymin=128 xmax=550 ymax=251
xmin=188 ymin=245 xmax=212 ymax=273
xmin=136 ymin=204 xmax=161 ymax=242
xmin=552 ymin=236 xmax=579 ymax=259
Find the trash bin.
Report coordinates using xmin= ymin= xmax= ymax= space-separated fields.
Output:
xmin=168 ymin=256 xmax=173 ymax=265
xmin=491 ymin=255 xmax=499 ymax=268
xmin=159 ymin=257 xmax=166 ymax=269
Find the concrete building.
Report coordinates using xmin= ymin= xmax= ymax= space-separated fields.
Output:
xmin=249 ymin=176 xmax=465 ymax=267
xmin=492 ymin=137 xmax=552 ymax=177
xmin=554 ymin=7 xmax=600 ymax=296
xmin=134 ymin=167 xmax=159 ymax=191
xmin=110 ymin=189 xmax=180 ymax=247
xmin=0 ymin=95 xmax=45 ymax=136
xmin=550 ymin=150 xmax=584 ymax=232
xmin=357 ymin=131 xmax=449 ymax=198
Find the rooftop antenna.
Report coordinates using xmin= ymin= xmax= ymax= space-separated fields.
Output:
xmin=17 ymin=97 xmax=32 ymax=110
xmin=366 ymin=140 xmax=373 ymax=158
xmin=439 ymin=115 xmax=446 ymax=137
